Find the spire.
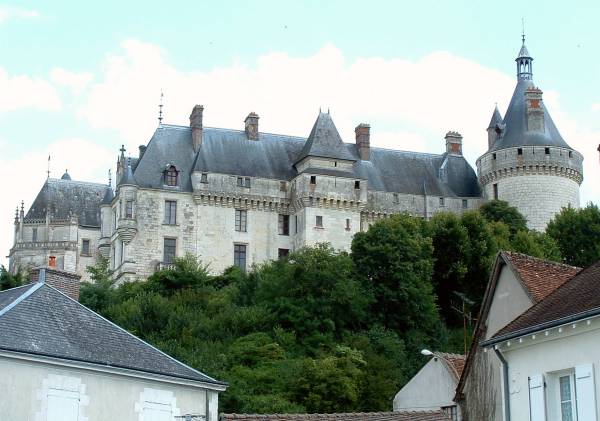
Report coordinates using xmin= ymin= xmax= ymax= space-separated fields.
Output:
xmin=61 ymin=169 xmax=71 ymax=180
xmin=515 ymin=28 xmax=533 ymax=80
xmin=487 ymin=105 xmax=504 ymax=129
xmin=158 ymin=90 xmax=164 ymax=126
xmin=118 ymin=158 xmax=137 ymax=187
xmin=295 ymin=111 xmax=355 ymax=164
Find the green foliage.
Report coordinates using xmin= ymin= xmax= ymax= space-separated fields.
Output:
xmin=480 ymin=200 xmax=528 ymax=236
xmin=0 ymin=265 xmax=27 ymax=291
xmin=547 ymin=204 xmax=600 ymax=267
xmin=511 ymin=230 xmax=562 ymax=261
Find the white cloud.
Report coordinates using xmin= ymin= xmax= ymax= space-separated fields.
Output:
xmin=0 ymin=6 xmax=39 ymax=23
xmin=51 ymin=68 xmax=94 ymax=95
xmin=0 ymin=67 xmax=61 ymax=112
xmin=592 ymin=103 xmax=600 ymax=112
xmin=0 ymin=138 xmax=113 ymax=267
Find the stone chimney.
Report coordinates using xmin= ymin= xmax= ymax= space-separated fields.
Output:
xmin=138 ymin=145 xmax=147 ymax=160
xmin=355 ymin=124 xmax=371 ymax=160
xmin=29 ymin=266 xmax=81 ymax=301
xmin=244 ymin=112 xmax=259 ymax=140
xmin=190 ymin=105 xmax=204 ymax=152
xmin=445 ymin=131 xmax=463 ymax=155
xmin=525 ymin=87 xmax=545 ymax=132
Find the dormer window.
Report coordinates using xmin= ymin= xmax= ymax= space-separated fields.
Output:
xmin=165 ymin=165 xmax=178 ymax=186
xmin=200 ymin=173 xmax=208 ymax=183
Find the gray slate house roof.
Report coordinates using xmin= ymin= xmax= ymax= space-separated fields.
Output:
xmin=132 ymin=111 xmax=480 ymax=198
xmin=0 ymin=282 xmax=225 ymax=387
xmin=220 ymin=411 xmax=450 ymax=421
xmin=25 ymin=178 xmax=110 ymax=227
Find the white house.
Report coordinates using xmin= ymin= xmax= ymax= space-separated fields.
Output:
xmin=455 ymin=252 xmax=581 ymax=420
xmin=481 ymin=260 xmax=600 ymax=421
xmin=393 ymin=352 xmax=465 ymax=420
xmin=0 ymin=267 xmax=227 ymax=420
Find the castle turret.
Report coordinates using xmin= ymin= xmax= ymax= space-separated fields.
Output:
xmin=476 ymin=35 xmax=584 ymax=231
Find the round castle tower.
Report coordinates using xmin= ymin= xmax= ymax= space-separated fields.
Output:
xmin=476 ymin=36 xmax=584 ymax=231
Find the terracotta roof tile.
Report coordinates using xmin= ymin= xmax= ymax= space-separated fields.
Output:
xmin=437 ymin=353 xmax=465 ymax=380
xmin=490 ymin=260 xmax=600 ymax=341
xmin=503 ymin=252 xmax=581 ymax=303
xmin=220 ymin=411 xmax=450 ymax=421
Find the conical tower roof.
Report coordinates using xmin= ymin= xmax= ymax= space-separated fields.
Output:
xmin=487 ymin=106 xmax=503 ymax=129
xmin=296 ymin=111 xmax=355 ymax=164
xmin=118 ymin=161 xmax=137 ymax=187
xmin=101 ymin=186 xmax=114 ymax=205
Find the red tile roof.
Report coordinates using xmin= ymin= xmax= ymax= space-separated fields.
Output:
xmin=437 ymin=353 xmax=465 ymax=380
xmin=220 ymin=412 xmax=450 ymax=421
xmin=490 ymin=260 xmax=600 ymax=342
xmin=502 ymin=252 xmax=581 ymax=303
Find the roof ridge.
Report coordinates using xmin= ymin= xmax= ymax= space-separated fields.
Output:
xmin=0 ymin=283 xmax=43 ymax=317
xmin=502 ymin=250 xmax=582 ymax=271
xmin=40 ymin=283 xmax=226 ymax=386
xmin=47 ymin=178 xmax=109 ymax=188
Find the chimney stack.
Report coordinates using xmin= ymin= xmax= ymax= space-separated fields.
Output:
xmin=29 ymin=267 xmax=81 ymax=301
xmin=244 ymin=112 xmax=259 ymax=140
xmin=355 ymin=124 xmax=371 ymax=160
xmin=138 ymin=145 xmax=147 ymax=160
xmin=445 ymin=131 xmax=463 ymax=155
xmin=525 ymin=87 xmax=545 ymax=132
xmin=190 ymin=105 xmax=204 ymax=152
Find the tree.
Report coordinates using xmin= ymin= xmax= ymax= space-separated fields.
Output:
xmin=547 ymin=204 xmax=600 ymax=267
xmin=79 ymin=258 xmax=116 ymax=313
xmin=511 ymin=230 xmax=562 ymax=262
xmin=0 ymin=265 xmax=27 ymax=291
xmin=479 ymin=200 xmax=528 ymax=236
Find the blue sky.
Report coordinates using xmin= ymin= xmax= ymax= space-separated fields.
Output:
xmin=1 ymin=0 xmax=599 ymax=264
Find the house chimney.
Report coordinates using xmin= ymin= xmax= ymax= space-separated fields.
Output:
xmin=29 ymin=267 xmax=81 ymax=301
xmin=138 ymin=145 xmax=147 ymax=160
xmin=190 ymin=105 xmax=204 ymax=152
xmin=525 ymin=87 xmax=545 ymax=132
xmin=355 ymin=124 xmax=371 ymax=160
xmin=445 ymin=131 xmax=463 ymax=155
xmin=244 ymin=112 xmax=259 ymax=140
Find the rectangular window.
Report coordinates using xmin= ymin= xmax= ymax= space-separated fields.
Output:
xmin=163 ymin=238 xmax=176 ymax=264
xmin=354 ymin=180 xmax=360 ymax=189
xmin=439 ymin=197 xmax=445 ymax=207
xmin=278 ymin=214 xmax=290 ymax=235
xmin=315 ymin=215 xmax=323 ymax=228
xmin=545 ymin=147 xmax=551 ymax=155
xmin=235 ymin=209 xmax=247 ymax=232
xmin=559 ymin=375 xmax=576 ymax=421
xmin=295 ymin=215 xmax=298 ymax=234
xmin=569 ymin=151 xmax=573 ymax=158
xmin=112 ymin=210 xmax=117 ymax=230
xmin=310 ymin=175 xmax=316 ymax=185
xmin=234 ymin=244 xmax=247 ymax=271
xmin=201 ymin=173 xmax=208 ymax=183
xmin=237 ymin=177 xmax=251 ymax=187
xmin=278 ymin=248 xmax=289 ymax=259
xmin=164 ymin=200 xmax=177 ymax=225
xmin=493 ymin=183 xmax=499 ymax=200
xmin=345 ymin=218 xmax=351 ymax=230
xmin=393 ymin=193 xmax=399 ymax=204
xmin=493 ymin=153 xmax=497 ymax=160
xmin=462 ymin=199 xmax=468 ymax=209
xmin=125 ymin=200 xmax=134 ymax=218
xmin=32 ymin=228 xmax=37 ymax=242
xmin=82 ymin=239 xmax=90 ymax=255
xmin=46 ymin=389 xmax=79 ymax=421
xmin=518 ymin=148 xmax=523 ymax=155
xmin=280 ymin=181 xmax=287 ymax=192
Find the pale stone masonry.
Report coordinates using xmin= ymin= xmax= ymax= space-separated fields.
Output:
xmin=8 ymin=37 xmax=583 ymax=281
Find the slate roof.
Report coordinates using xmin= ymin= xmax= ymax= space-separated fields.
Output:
xmin=137 ymin=118 xmax=480 ymax=198
xmin=487 ymin=106 xmax=503 ymax=129
xmin=503 ymin=251 xmax=581 ymax=303
xmin=0 ymin=283 xmax=225 ymax=387
xmin=489 ymin=78 xmax=572 ymax=151
xmin=296 ymin=112 xmax=356 ymax=163
xmin=220 ymin=411 xmax=450 ymax=421
xmin=25 ymin=178 xmax=110 ymax=227
xmin=487 ymin=260 xmax=600 ymax=344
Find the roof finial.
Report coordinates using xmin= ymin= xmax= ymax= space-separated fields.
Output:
xmin=521 ymin=18 xmax=526 ymax=44
xmin=158 ymin=89 xmax=164 ymax=126
xmin=108 ymin=169 xmax=112 ymax=187
xmin=47 ymin=154 xmax=51 ymax=179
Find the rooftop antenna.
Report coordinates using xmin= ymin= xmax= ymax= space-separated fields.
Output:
xmin=47 ymin=155 xmax=51 ymax=179
xmin=158 ymin=90 xmax=164 ymax=126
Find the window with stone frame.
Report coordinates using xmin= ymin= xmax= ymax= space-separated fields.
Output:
xmin=278 ymin=214 xmax=289 ymax=236
xmin=345 ymin=218 xmax=351 ymax=230
xmin=163 ymin=238 xmax=176 ymax=264
xmin=200 ymin=173 xmax=208 ymax=183
xmin=32 ymin=227 xmax=38 ymax=242
xmin=235 ymin=209 xmax=247 ymax=232
xmin=493 ymin=183 xmax=499 ymax=200
xmin=165 ymin=165 xmax=178 ymax=186
xmin=237 ymin=177 xmax=251 ymax=188
xmin=81 ymin=239 xmax=90 ymax=256
xmin=315 ymin=215 xmax=323 ymax=228
xmin=125 ymin=200 xmax=134 ymax=218
xmin=234 ymin=244 xmax=247 ymax=271
xmin=462 ymin=199 xmax=468 ymax=209
xmin=439 ymin=197 xmax=445 ymax=207
xmin=164 ymin=200 xmax=177 ymax=225
xmin=278 ymin=248 xmax=289 ymax=259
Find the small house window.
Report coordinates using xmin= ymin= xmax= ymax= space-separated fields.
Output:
xmin=545 ymin=147 xmax=550 ymax=155
xmin=517 ymin=148 xmax=523 ymax=155
xmin=354 ymin=180 xmax=360 ymax=189
xmin=234 ymin=244 xmax=247 ymax=271
xmin=462 ymin=199 xmax=468 ymax=209
xmin=165 ymin=165 xmax=178 ymax=186
xmin=278 ymin=248 xmax=290 ymax=259
xmin=439 ymin=197 xmax=445 ymax=207
xmin=82 ymin=239 xmax=90 ymax=255
xmin=310 ymin=176 xmax=316 ymax=185
xmin=200 ymin=173 xmax=208 ymax=183
xmin=315 ymin=215 xmax=323 ymax=228
xmin=278 ymin=214 xmax=290 ymax=236
xmin=163 ymin=238 xmax=176 ymax=264
xmin=235 ymin=209 xmax=247 ymax=232
xmin=164 ymin=200 xmax=177 ymax=225
xmin=125 ymin=200 xmax=134 ymax=218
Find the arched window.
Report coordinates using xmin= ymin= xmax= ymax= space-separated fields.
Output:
xmin=165 ymin=165 xmax=178 ymax=186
